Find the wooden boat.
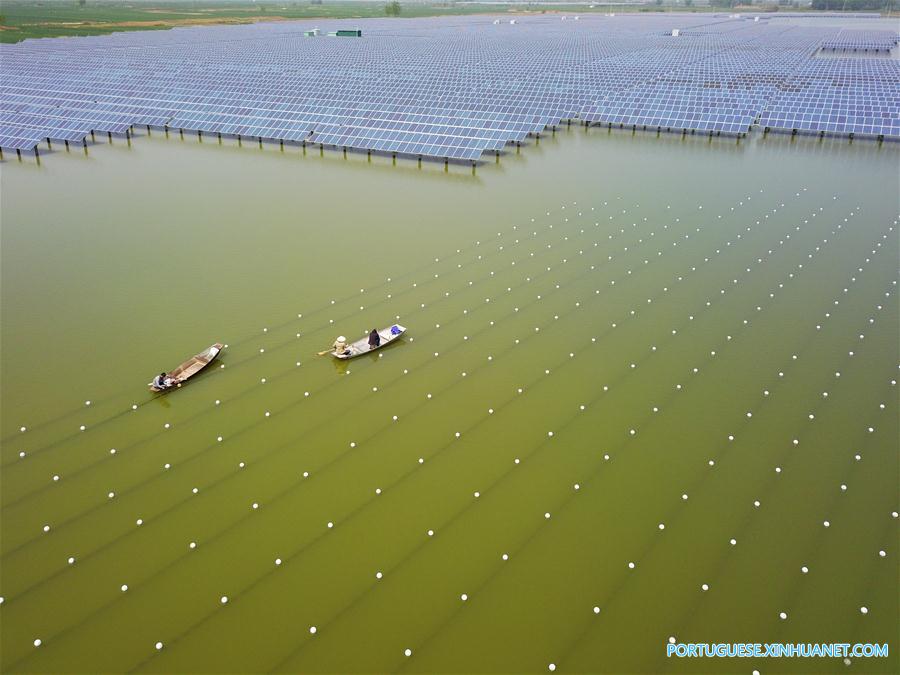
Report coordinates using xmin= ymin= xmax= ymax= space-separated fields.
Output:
xmin=149 ymin=343 xmax=224 ymax=392
xmin=332 ymin=325 xmax=406 ymax=359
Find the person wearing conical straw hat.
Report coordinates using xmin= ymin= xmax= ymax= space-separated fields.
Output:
xmin=333 ymin=335 xmax=350 ymax=356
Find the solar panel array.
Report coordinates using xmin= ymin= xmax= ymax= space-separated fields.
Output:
xmin=820 ymin=29 xmax=899 ymax=52
xmin=759 ymin=58 xmax=900 ymax=138
xmin=1 ymin=14 xmax=898 ymax=159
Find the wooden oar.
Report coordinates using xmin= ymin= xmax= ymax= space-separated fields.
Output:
xmin=317 ymin=348 xmax=333 ymax=356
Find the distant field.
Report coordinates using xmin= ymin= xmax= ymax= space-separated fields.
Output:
xmin=0 ymin=1 xmax=760 ymax=43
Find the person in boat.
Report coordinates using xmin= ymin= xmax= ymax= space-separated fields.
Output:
xmin=333 ymin=336 xmax=351 ymax=356
xmin=368 ymin=328 xmax=381 ymax=350
xmin=153 ymin=372 xmax=169 ymax=389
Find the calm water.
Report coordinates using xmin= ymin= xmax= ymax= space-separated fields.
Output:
xmin=1 ymin=128 xmax=898 ymax=674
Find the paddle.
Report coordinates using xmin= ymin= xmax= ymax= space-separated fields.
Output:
xmin=317 ymin=348 xmax=333 ymax=356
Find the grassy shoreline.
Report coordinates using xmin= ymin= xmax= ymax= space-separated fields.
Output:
xmin=2 ymin=1 xmax=892 ymax=44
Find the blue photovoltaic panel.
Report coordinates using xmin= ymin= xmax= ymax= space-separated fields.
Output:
xmin=820 ymin=29 xmax=898 ymax=52
xmin=759 ymin=58 xmax=900 ymax=138
xmin=0 ymin=14 xmax=897 ymax=158
xmin=0 ymin=134 xmax=39 ymax=150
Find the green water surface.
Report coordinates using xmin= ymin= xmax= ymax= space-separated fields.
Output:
xmin=1 ymin=128 xmax=898 ymax=673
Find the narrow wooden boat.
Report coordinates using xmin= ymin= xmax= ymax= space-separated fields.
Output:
xmin=333 ymin=325 xmax=406 ymax=359
xmin=149 ymin=343 xmax=224 ymax=392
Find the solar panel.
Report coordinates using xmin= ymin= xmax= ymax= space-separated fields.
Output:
xmin=820 ymin=29 xmax=898 ymax=52
xmin=1 ymin=14 xmax=897 ymax=157
xmin=759 ymin=58 xmax=900 ymax=138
